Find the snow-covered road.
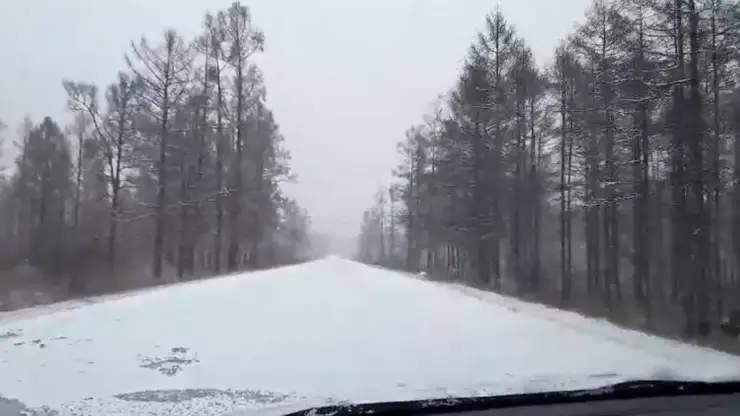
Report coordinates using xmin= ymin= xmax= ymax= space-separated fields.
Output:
xmin=1 ymin=256 xmax=740 ymax=416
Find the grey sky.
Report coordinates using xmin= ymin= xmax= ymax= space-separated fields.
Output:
xmin=0 ymin=0 xmax=590 ymax=251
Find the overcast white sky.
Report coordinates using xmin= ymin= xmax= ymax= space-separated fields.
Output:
xmin=0 ymin=0 xmax=590 ymax=252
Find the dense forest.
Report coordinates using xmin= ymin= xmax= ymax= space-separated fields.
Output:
xmin=357 ymin=0 xmax=740 ymax=344
xmin=0 ymin=2 xmax=313 ymax=310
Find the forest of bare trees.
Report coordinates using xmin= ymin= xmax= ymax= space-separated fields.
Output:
xmin=358 ymin=0 xmax=740 ymax=346
xmin=0 ymin=2 xmax=313 ymax=310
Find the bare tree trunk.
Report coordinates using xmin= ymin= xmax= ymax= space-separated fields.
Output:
xmin=214 ymin=60 xmax=225 ymax=274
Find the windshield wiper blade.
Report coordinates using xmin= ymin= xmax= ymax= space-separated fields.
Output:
xmin=283 ymin=380 xmax=740 ymax=416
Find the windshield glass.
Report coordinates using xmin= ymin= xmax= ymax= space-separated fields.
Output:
xmin=2 ymin=0 xmax=740 ymax=415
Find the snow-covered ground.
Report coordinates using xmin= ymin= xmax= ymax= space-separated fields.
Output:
xmin=1 ymin=256 xmax=740 ymax=416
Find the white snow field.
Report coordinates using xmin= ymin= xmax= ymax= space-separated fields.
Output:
xmin=1 ymin=256 xmax=740 ymax=415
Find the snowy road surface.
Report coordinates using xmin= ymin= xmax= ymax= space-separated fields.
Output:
xmin=1 ymin=256 xmax=740 ymax=415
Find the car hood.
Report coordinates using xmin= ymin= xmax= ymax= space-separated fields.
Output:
xmin=0 ymin=372 xmax=661 ymax=416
